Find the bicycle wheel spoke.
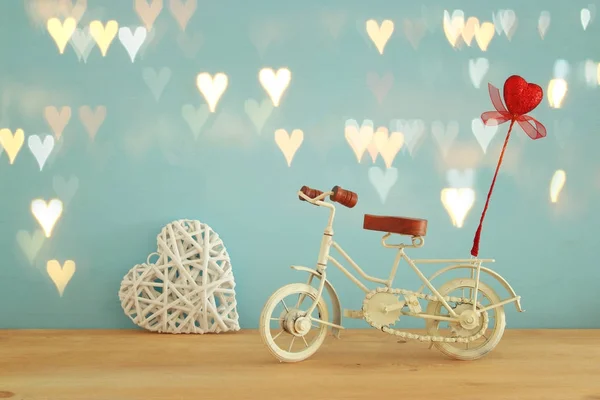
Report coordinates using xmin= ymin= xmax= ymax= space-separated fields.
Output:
xmin=288 ymin=337 xmax=296 ymax=352
xmin=270 ymin=318 xmax=281 ymax=322
xmin=280 ymin=299 xmax=289 ymax=312
xmin=295 ymin=293 xmax=305 ymax=309
xmin=301 ymin=336 xmax=309 ymax=348
xmin=272 ymin=330 xmax=284 ymax=341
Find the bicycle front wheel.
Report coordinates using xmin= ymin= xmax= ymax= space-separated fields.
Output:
xmin=259 ymin=283 xmax=329 ymax=363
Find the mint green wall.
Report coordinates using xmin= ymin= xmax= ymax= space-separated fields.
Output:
xmin=1 ymin=1 xmax=599 ymax=329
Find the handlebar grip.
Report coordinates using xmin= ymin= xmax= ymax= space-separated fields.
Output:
xmin=330 ymin=186 xmax=358 ymax=208
xmin=299 ymin=186 xmax=324 ymax=201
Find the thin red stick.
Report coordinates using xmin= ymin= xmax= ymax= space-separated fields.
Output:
xmin=470 ymin=119 xmax=516 ymax=257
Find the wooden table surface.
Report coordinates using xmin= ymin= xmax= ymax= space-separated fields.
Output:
xmin=0 ymin=329 xmax=599 ymax=400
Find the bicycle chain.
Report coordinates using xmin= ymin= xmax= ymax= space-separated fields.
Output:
xmin=362 ymin=287 xmax=489 ymax=343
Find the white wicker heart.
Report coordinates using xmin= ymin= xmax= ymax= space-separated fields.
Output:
xmin=119 ymin=219 xmax=240 ymax=334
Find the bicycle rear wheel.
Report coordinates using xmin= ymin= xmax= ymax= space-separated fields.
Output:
xmin=259 ymin=283 xmax=329 ymax=363
xmin=425 ymin=278 xmax=506 ymax=361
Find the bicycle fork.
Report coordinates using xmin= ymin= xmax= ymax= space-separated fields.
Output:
xmin=302 ymin=228 xmax=332 ymax=315
xmin=302 ymin=271 xmax=325 ymax=315
xmin=299 ymin=273 xmax=315 ymax=304
xmin=297 ymin=269 xmax=344 ymax=331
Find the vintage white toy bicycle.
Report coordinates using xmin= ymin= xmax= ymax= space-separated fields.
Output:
xmin=259 ymin=185 xmax=524 ymax=363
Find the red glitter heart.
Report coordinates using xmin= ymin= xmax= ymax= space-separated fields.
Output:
xmin=503 ymin=75 xmax=543 ymax=116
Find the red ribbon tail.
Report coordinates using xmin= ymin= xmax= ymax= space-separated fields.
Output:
xmin=488 ymin=83 xmax=509 ymax=113
xmin=516 ymin=115 xmax=547 ymax=140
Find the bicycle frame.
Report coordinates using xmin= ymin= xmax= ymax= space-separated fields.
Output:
xmin=298 ymin=190 xmax=520 ymax=323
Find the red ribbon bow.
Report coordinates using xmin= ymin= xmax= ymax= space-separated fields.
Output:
xmin=470 ymin=76 xmax=546 ymax=258
xmin=481 ymin=83 xmax=547 ymax=139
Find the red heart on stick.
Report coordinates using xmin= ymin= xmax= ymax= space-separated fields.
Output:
xmin=503 ymin=75 xmax=543 ymax=116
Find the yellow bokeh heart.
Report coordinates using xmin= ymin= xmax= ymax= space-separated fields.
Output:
xmin=441 ymin=188 xmax=475 ymax=228
xmin=89 ymin=20 xmax=119 ymax=57
xmin=196 ymin=72 xmax=228 ymax=113
xmin=461 ymin=17 xmax=479 ymax=46
xmin=0 ymin=128 xmax=25 ymax=164
xmin=366 ymin=19 xmax=394 ymax=55
xmin=31 ymin=198 xmax=63 ymax=238
xmin=46 ymin=17 xmax=77 ymax=54
xmin=344 ymin=121 xmax=374 ymax=163
xmin=47 ymin=260 xmax=76 ymax=297
xmin=366 ymin=139 xmax=378 ymax=163
xmin=274 ymin=129 xmax=303 ymax=167
xmin=373 ymin=127 xmax=404 ymax=169
xmin=475 ymin=22 xmax=495 ymax=51
xmin=442 ymin=11 xmax=464 ymax=48
xmin=259 ymin=68 xmax=291 ymax=107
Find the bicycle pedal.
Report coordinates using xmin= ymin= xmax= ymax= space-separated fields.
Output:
xmin=343 ymin=309 xmax=363 ymax=319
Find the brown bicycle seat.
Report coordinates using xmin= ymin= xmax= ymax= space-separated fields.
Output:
xmin=363 ymin=214 xmax=428 ymax=237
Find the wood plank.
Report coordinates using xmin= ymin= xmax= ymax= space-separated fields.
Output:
xmin=0 ymin=330 xmax=599 ymax=400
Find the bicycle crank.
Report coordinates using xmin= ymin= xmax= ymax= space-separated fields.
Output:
xmin=362 ymin=292 xmax=404 ymax=326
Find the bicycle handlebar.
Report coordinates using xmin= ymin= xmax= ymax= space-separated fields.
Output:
xmin=298 ymin=185 xmax=358 ymax=208
xmin=299 ymin=186 xmax=324 ymax=202
xmin=330 ymin=185 xmax=358 ymax=208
